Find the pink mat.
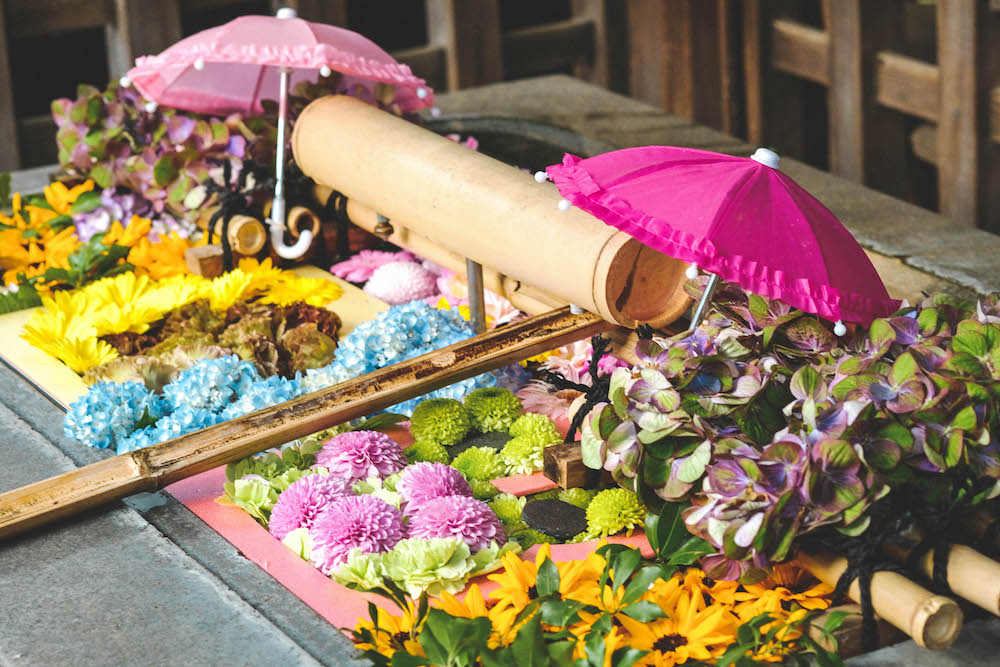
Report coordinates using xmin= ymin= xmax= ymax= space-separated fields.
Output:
xmin=164 ymin=429 xmax=651 ymax=631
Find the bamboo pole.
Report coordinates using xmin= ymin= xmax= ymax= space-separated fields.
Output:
xmin=0 ymin=307 xmax=612 ymax=542
xmin=798 ymin=550 xmax=962 ymax=650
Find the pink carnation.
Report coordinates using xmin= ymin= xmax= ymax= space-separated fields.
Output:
xmin=406 ymin=495 xmax=505 ymax=552
xmin=331 ymin=249 xmax=414 ymax=283
xmin=396 ymin=462 xmax=473 ymax=513
xmin=364 ymin=260 xmax=439 ymax=305
xmin=315 ymin=431 xmax=407 ymax=483
xmin=268 ymin=473 xmax=351 ymax=540
xmin=309 ymin=494 xmax=404 ymax=574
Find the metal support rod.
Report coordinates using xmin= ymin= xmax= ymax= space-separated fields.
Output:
xmin=272 ymin=66 xmax=290 ymax=230
xmin=466 ymin=257 xmax=487 ymax=334
xmin=690 ymin=272 xmax=721 ymax=328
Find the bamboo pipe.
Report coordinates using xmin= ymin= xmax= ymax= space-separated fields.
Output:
xmin=797 ymin=550 xmax=962 ymax=650
xmin=314 ymin=186 xmax=568 ymax=316
xmin=960 ymin=507 xmax=1000 ymax=554
xmin=195 ymin=209 xmax=267 ymax=255
xmin=286 ymin=206 xmax=321 ymax=239
xmin=0 ymin=307 xmax=612 ymax=541
xmin=808 ymin=604 xmax=903 ymax=658
xmin=293 ymin=95 xmax=691 ymax=329
xmin=882 ymin=529 xmax=1000 ymax=616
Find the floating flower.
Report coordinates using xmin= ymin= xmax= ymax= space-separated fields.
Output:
xmin=557 ymin=487 xmax=596 ymax=509
xmin=451 ymin=447 xmax=506 ymax=481
xmin=469 ymin=479 xmax=501 ymax=501
xmin=395 ymin=461 xmax=473 ymax=512
xmin=499 ymin=435 xmax=547 ymax=475
xmin=403 ymin=439 xmax=450 ymax=464
xmin=64 ymin=381 xmax=165 ymax=450
xmin=331 ymin=249 xmax=414 ymax=283
xmin=406 ymin=495 xmax=505 ymax=551
xmin=363 ymin=260 xmax=438 ymax=305
xmin=516 ymin=380 xmax=584 ymax=427
xmin=586 ymin=488 xmax=646 ymax=537
xmin=409 ymin=398 xmax=470 ymax=446
xmin=380 ymin=537 xmax=480 ymax=598
xmin=268 ymin=472 xmax=351 ymax=540
xmin=161 ymin=354 xmax=260 ymax=413
xmin=508 ymin=527 xmax=556 ymax=550
xmin=314 ymin=431 xmax=408 ymax=483
xmin=508 ymin=412 xmax=562 ymax=442
xmin=310 ymin=494 xmax=404 ymax=574
xmin=219 ymin=374 xmax=304 ymax=420
xmin=465 ymin=387 xmax=524 ymax=433
xmin=488 ymin=494 xmax=526 ymax=526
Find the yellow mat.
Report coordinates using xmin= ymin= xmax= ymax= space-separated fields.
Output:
xmin=0 ymin=265 xmax=387 ymax=410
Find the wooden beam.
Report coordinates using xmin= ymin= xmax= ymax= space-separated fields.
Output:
xmin=5 ymin=0 xmax=113 ymax=38
xmin=936 ymin=0 xmax=984 ymax=226
xmin=571 ymin=0 xmax=629 ymax=93
xmin=910 ymin=123 xmax=937 ymax=165
xmin=106 ymin=0 xmax=182 ymax=77
xmin=0 ymin=0 xmax=21 ymax=171
xmin=826 ymin=1 xmax=910 ymax=198
xmin=0 ymin=307 xmax=612 ymax=541
xmin=875 ymin=51 xmax=939 ymax=122
xmin=426 ymin=0 xmax=502 ymax=91
xmin=502 ymin=18 xmax=595 ymax=80
xmin=770 ymin=18 xmax=829 ymax=86
xmin=392 ymin=45 xmax=447 ymax=93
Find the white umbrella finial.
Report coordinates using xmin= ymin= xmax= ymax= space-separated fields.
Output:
xmin=834 ymin=320 xmax=847 ymax=336
xmin=751 ymin=148 xmax=780 ymax=169
xmin=276 ymin=7 xmax=297 ymax=19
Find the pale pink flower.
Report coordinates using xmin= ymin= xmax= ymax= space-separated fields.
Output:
xmin=331 ymin=249 xmax=414 ymax=283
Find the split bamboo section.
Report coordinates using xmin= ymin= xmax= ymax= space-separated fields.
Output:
xmin=293 ymin=95 xmax=691 ymax=329
xmin=0 ymin=307 xmax=612 ymax=542
xmin=194 ymin=209 xmax=268 ymax=255
xmin=797 ymin=550 xmax=963 ymax=650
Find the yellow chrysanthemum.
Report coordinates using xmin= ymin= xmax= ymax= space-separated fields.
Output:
xmin=352 ymin=601 xmax=423 ymax=660
xmin=43 ymin=180 xmax=94 ymax=215
xmin=618 ymin=589 xmax=739 ymax=667
xmin=678 ymin=568 xmax=740 ymax=607
xmin=128 ymin=233 xmax=196 ymax=280
xmin=258 ymin=276 xmax=343 ymax=306
xmin=102 ymin=216 xmax=151 ymax=248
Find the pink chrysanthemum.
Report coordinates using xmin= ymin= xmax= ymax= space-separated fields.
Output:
xmin=396 ymin=462 xmax=473 ymax=513
xmin=363 ymin=261 xmax=438 ymax=305
xmin=309 ymin=494 xmax=404 ymax=574
xmin=406 ymin=495 xmax=505 ymax=551
xmin=331 ymin=249 xmax=414 ymax=283
xmin=315 ymin=431 xmax=407 ymax=483
xmin=267 ymin=473 xmax=351 ymax=540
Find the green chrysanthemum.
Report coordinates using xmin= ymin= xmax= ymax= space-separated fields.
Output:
xmin=489 ymin=493 xmax=527 ymax=525
xmin=409 ymin=398 xmax=470 ymax=446
xmin=404 ymin=439 xmax=450 ymax=464
xmin=469 ymin=479 xmax=501 ymax=501
xmin=451 ymin=446 xmax=506 ymax=481
xmin=500 ymin=436 xmax=545 ymax=475
xmin=464 ymin=387 xmax=523 ymax=433
xmin=508 ymin=413 xmax=561 ymax=445
xmin=558 ymin=487 xmax=597 ymax=509
xmin=504 ymin=520 xmax=529 ymax=537
xmin=586 ymin=488 xmax=647 ymax=538
xmin=532 ymin=489 xmax=560 ymax=501
xmin=567 ymin=530 xmax=596 ymax=543
xmin=509 ymin=528 xmax=557 ymax=550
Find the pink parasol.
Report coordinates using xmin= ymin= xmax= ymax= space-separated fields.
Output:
xmin=124 ymin=7 xmax=434 ymax=260
xmin=544 ymin=146 xmax=900 ymax=330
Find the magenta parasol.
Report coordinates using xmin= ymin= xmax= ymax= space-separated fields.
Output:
xmin=544 ymin=146 xmax=900 ymax=331
xmin=124 ymin=7 xmax=434 ymax=259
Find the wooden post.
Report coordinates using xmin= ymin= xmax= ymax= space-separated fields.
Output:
xmin=106 ymin=0 xmax=183 ymax=77
xmin=571 ymin=0 xmax=628 ymax=93
xmin=0 ymin=307 xmax=612 ymax=541
xmin=426 ymin=0 xmax=503 ymax=91
xmin=936 ymin=0 xmax=996 ymax=228
xmin=825 ymin=0 xmax=911 ymax=199
xmin=0 ymin=0 xmax=21 ymax=171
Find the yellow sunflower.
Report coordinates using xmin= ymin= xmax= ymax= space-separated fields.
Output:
xmin=102 ymin=216 xmax=152 ymax=248
xmin=619 ymin=589 xmax=738 ymax=666
xmin=42 ymin=180 xmax=94 ymax=215
xmin=128 ymin=232 xmax=196 ymax=279
xmin=257 ymin=276 xmax=344 ymax=306
xmin=679 ymin=568 xmax=740 ymax=607
xmin=352 ymin=601 xmax=424 ymax=660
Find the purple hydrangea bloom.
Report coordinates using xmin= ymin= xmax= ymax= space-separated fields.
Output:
xmin=268 ymin=473 xmax=351 ymax=540
xmin=309 ymin=494 xmax=404 ymax=574
xmin=314 ymin=431 xmax=408 ymax=483
xmin=406 ymin=495 xmax=505 ymax=551
xmin=395 ymin=462 xmax=473 ymax=513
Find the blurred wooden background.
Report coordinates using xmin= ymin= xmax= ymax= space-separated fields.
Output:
xmin=1 ymin=0 xmax=997 ymax=231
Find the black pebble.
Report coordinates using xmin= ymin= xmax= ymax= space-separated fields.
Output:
xmin=522 ymin=499 xmax=588 ymax=541
xmin=448 ymin=430 xmax=512 ymax=459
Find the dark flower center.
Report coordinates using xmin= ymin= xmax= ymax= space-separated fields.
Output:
xmin=528 ymin=585 xmax=538 ymax=598
xmin=390 ymin=631 xmax=409 ymax=649
xmin=653 ymin=634 xmax=688 ymax=653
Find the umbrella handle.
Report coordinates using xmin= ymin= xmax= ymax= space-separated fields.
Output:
xmin=270 ymin=219 xmax=313 ymax=259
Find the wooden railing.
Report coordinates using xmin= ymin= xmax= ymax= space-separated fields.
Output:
xmin=0 ymin=0 xmax=626 ymax=172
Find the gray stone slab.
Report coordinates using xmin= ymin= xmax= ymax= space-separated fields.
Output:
xmin=848 ymin=618 xmax=1000 ymax=667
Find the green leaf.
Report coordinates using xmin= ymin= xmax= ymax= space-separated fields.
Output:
xmin=390 ymin=652 xmax=429 ymax=667
xmin=536 ymin=557 xmax=560 ymax=598
xmin=0 ymin=172 xmax=9 ymax=209
xmin=622 ymin=565 xmax=673 ymax=605
xmin=69 ymin=190 xmax=102 ymax=214
xmin=509 ymin=614 xmax=549 ymax=667
xmin=539 ymin=599 xmax=584 ymax=627
xmin=611 ymin=548 xmax=642 ymax=592
xmin=645 ymin=503 xmax=690 ymax=560
xmin=621 ymin=600 xmax=666 ymax=622
xmin=954 ymin=332 xmax=989 ymax=358
xmin=153 ymin=155 xmax=179 ymax=187
xmin=611 ymin=647 xmax=647 ymax=667
xmin=351 ymin=413 xmax=408 ymax=432
xmin=546 ymin=641 xmax=576 ymax=665
xmin=666 ymin=537 xmax=715 ymax=565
